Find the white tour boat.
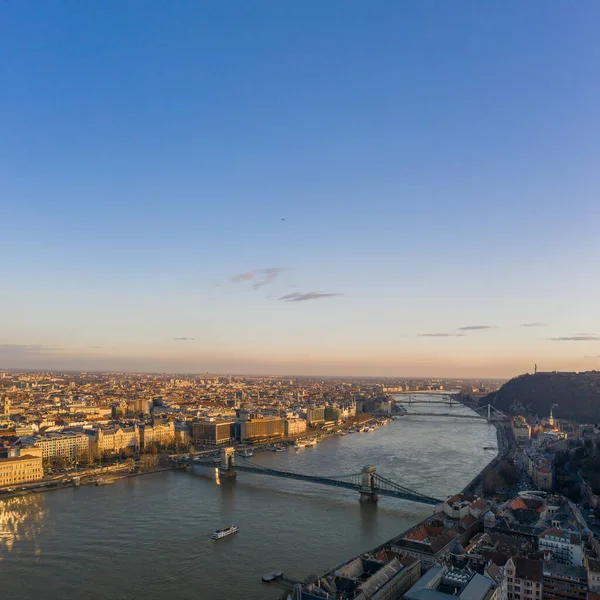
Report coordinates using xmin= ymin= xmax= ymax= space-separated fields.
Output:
xmin=211 ymin=525 xmax=239 ymax=540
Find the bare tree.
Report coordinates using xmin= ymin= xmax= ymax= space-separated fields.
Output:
xmin=139 ymin=453 xmax=158 ymax=470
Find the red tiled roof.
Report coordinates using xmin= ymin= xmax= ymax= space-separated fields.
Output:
xmin=460 ymin=514 xmax=478 ymax=529
xmin=470 ymin=498 xmax=488 ymax=510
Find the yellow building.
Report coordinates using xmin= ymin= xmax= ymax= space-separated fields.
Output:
xmin=240 ymin=417 xmax=285 ymax=443
xmin=91 ymin=425 xmax=139 ymax=456
xmin=0 ymin=454 xmax=44 ymax=487
xmin=139 ymin=421 xmax=175 ymax=450
xmin=175 ymin=425 xmax=191 ymax=447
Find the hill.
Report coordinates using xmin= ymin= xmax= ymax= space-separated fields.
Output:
xmin=482 ymin=371 xmax=600 ymax=424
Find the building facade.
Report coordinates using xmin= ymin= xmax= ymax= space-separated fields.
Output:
xmin=0 ymin=454 xmax=43 ymax=487
xmin=527 ymin=455 xmax=554 ymax=491
xmin=539 ymin=530 xmax=582 ymax=566
xmin=91 ymin=425 xmax=139 ymax=456
xmin=192 ymin=421 xmax=235 ymax=445
xmin=139 ymin=421 xmax=175 ymax=450
xmin=504 ymin=557 xmax=543 ymax=600
xmin=34 ymin=432 xmax=90 ymax=461
xmin=586 ymin=558 xmax=600 ymax=592
xmin=513 ymin=417 xmax=532 ymax=444
xmin=240 ymin=417 xmax=285 ymax=443
xmin=307 ymin=407 xmax=325 ymax=425
xmin=285 ymin=418 xmax=307 ymax=437
xmin=542 ymin=561 xmax=587 ymax=600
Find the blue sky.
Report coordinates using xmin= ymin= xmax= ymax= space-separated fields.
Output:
xmin=2 ymin=1 xmax=600 ymax=377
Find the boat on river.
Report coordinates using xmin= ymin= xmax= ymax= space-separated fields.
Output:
xmin=211 ymin=525 xmax=239 ymax=540
xmin=294 ymin=441 xmax=307 ymax=449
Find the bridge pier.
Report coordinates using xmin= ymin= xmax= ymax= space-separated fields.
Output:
xmin=359 ymin=465 xmax=378 ymax=504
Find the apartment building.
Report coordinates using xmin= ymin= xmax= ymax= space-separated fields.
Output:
xmin=542 ymin=561 xmax=587 ymax=600
xmin=504 ymin=557 xmax=543 ymax=600
xmin=539 ymin=529 xmax=582 ymax=566
xmin=527 ymin=454 xmax=554 ymax=491
xmin=34 ymin=431 xmax=90 ymax=461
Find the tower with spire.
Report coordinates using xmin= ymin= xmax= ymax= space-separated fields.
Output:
xmin=0 ymin=396 xmax=9 ymax=420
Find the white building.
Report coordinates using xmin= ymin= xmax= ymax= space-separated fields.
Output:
xmin=538 ymin=529 xmax=582 ymax=566
xmin=285 ymin=418 xmax=307 ymax=437
xmin=34 ymin=431 xmax=90 ymax=461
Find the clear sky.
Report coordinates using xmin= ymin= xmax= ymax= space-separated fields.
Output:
xmin=2 ymin=1 xmax=600 ymax=378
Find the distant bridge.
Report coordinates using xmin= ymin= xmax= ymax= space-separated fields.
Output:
xmin=397 ymin=399 xmax=459 ymax=406
xmin=178 ymin=448 xmax=441 ymax=506
xmin=386 ymin=390 xmax=459 ymax=395
xmin=401 ymin=403 xmax=507 ymax=422
xmin=403 ymin=412 xmax=486 ymax=420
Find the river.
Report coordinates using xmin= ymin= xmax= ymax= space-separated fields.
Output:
xmin=0 ymin=396 xmax=496 ymax=600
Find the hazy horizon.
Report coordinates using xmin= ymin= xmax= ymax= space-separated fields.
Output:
xmin=3 ymin=3 xmax=599 ymax=378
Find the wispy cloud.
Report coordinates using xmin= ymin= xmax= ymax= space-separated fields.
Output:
xmin=253 ymin=268 xmax=288 ymax=290
xmin=232 ymin=267 xmax=288 ymax=289
xmin=173 ymin=337 xmax=196 ymax=341
xmin=279 ymin=291 xmax=342 ymax=302
xmin=419 ymin=333 xmax=466 ymax=338
xmin=232 ymin=271 xmax=256 ymax=282
xmin=522 ymin=322 xmax=545 ymax=327
xmin=91 ymin=346 xmax=102 ymax=349
xmin=584 ymin=355 xmax=600 ymax=359
xmin=549 ymin=335 xmax=600 ymax=341
xmin=0 ymin=344 xmax=61 ymax=354
xmin=458 ymin=325 xmax=496 ymax=331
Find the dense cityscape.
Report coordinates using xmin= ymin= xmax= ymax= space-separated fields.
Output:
xmin=0 ymin=370 xmax=496 ymax=490
xmin=3 ymin=369 xmax=600 ymax=600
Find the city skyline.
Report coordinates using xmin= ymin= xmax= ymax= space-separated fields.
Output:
xmin=2 ymin=2 xmax=600 ymax=378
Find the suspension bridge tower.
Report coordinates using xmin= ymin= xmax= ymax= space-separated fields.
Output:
xmin=359 ymin=465 xmax=378 ymax=503
xmin=220 ymin=447 xmax=237 ymax=478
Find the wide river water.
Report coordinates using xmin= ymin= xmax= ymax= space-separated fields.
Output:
xmin=0 ymin=396 xmax=496 ymax=600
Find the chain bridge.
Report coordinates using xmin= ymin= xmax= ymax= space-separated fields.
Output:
xmin=177 ymin=448 xmax=441 ymax=506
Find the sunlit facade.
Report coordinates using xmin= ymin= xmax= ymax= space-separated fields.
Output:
xmin=0 ymin=455 xmax=43 ymax=487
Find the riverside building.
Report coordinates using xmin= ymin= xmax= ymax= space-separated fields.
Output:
xmin=0 ymin=453 xmax=43 ymax=487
